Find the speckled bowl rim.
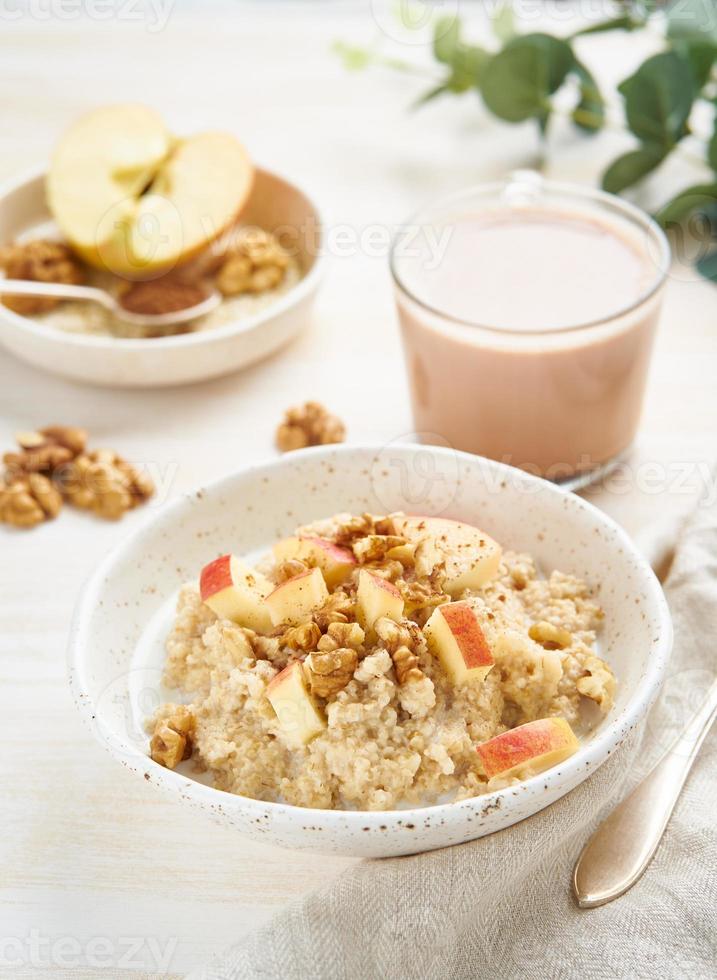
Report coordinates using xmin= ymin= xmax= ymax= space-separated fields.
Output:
xmin=0 ymin=165 xmax=325 ymax=351
xmin=67 ymin=445 xmax=673 ymax=833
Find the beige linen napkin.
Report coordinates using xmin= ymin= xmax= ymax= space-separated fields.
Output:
xmin=192 ymin=489 xmax=717 ymax=980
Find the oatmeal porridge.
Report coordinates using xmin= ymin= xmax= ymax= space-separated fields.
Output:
xmin=148 ymin=512 xmax=615 ymax=811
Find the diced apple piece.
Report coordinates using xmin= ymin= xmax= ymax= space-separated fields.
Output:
xmin=272 ymin=536 xmax=356 ymax=587
xmin=423 ymin=602 xmax=494 ymax=685
xmin=199 ymin=554 xmax=273 ymax=633
xmin=476 ymin=717 xmax=579 ymax=780
xmin=265 ymin=567 xmax=329 ymax=627
xmin=266 ymin=661 xmax=326 ymax=746
xmin=392 ymin=515 xmax=502 ymax=596
xmin=356 ymin=569 xmax=404 ymax=630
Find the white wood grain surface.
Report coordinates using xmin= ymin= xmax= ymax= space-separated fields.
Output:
xmin=1 ymin=3 xmax=715 ymax=976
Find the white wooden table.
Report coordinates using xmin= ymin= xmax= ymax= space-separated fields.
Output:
xmin=1 ymin=4 xmax=715 ymax=976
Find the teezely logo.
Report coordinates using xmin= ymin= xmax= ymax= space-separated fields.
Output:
xmin=0 ymin=1 xmax=176 ymax=33
xmin=369 ymin=433 xmax=461 ymax=516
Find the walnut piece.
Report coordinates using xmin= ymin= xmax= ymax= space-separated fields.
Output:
xmin=528 ymin=621 xmax=572 ymax=650
xmin=0 ymin=239 xmax=85 ymax=315
xmin=216 ymin=227 xmax=290 ymax=297
xmin=4 ymin=425 xmax=87 ymax=476
xmin=150 ymin=704 xmax=195 ymax=769
xmin=60 ymin=449 xmax=154 ymax=520
xmin=313 ymin=590 xmax=355 ymax=630
xmin=119 ymin=278 xmax=207 ymax=317
xmin=352 ymin=534 xmax=407 ymax=563
xmin=275 ymin=401 xmax=345 ymax=453
xmin=317 ymin=621 xmax=365 ymax=652
xmin=305 ymin=647 xmax=358 ymax=698
xmin=374 ymin=616 xmax=426 ymax=685
xmin=0 ymin=473 xmax=63 ymax=528
xmin=281 ymin=621 xmax=321 ymax=653
xmin=275 ymin=558 xmax=309 ymax=584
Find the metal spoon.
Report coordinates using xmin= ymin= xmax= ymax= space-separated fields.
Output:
xmin=0 ymin=278 xmax=221 ymax=329
xmin=573 ymin=676 xmax=717 ymax=908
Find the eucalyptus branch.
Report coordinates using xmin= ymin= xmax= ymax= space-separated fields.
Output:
xmin=336 ymin=0 xmax=717 ymax=282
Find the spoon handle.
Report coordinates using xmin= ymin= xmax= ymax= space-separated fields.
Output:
xmin=573 ymin=677 xmax=717 ymax=908
xmin=0 ymin=278 xmax=114 ymax=308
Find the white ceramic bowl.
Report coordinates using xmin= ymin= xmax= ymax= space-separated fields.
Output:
xmin=68 ymin=445 xmax=672 ymax=858
xmin=0 ymin=167 xmax=324 ymax=387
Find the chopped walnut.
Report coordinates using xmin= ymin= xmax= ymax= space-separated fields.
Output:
xmin=216 ymin=227 xmax=290 ymax=297
xmin=391 ymin=645 xmax=424 ymax=685
xmin=119 ymin=278 xmax=208 ymax=318
xmin=577 ymin=654 xmax=616 ymax=711
xmin=0 ymin=239 xmax=85 ymax=315
xmin=275 ymin=401 xmax=345 ymax=453
xmin=374 ymin=616 xmax=427 ymax=684
xmin=352 ymin=534 xmax=408 ymax=563
xmin=362 ymin=559 xmax=404 ymax=583
xmin=59 ymin=449 xmax=154 ymax=520
xmin=398 ymin=579 xmax=449 ymax=616
xmin=317 ymin=621 xmax=365 ymax=652
xmin=150 ymin=704 xmax=195 ymax=769
xmin=305 ymin=647 xmax=358 ymax=698
xmin=313 ymin=590 xmax=355 ymax=630
xmin=529 ymin=621 xmax=572 ymax=650
xmin=0 ymin=473 xmax=63 ymax=528
xmin=281 ymin=621 xmax=321 ymax=653
xmin=4 ymin=425 xmax=87 ymax=476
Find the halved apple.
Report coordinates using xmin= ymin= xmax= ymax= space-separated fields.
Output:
xmin=476 ymin=717 xmax=579 ymax=780
xmin=199 ymin=554 xmax=273 ymax=633
xmin=47 ymin=104 xmax=254 ymax=276
xmin=393 ymin=515 xmax=502 ymax=596
xmin=265 ymin=567 xmax=329 ymax=627
xmin=266 ymin=661 xmax=326 ymax=746
xmin=423 ymin=602 xmax=494 ymax=685
xmin=272 ymin=536 xmax=356 ymax=588
xmin=356 ymin=569 xmax=404 ymax=630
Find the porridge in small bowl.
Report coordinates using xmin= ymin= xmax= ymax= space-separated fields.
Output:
xmin=149 ymin=511 xmax=614 ymax=811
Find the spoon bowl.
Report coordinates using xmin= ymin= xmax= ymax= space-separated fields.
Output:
xmin=0 ymin=278 xmax=222 ymax=329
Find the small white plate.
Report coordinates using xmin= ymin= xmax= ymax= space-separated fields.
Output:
xmin=68 ymin=445 xmax=672 ymax=857
xmin=0 ymin=167 xmax=324 ymax=387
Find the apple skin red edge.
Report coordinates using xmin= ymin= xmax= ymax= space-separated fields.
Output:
xmin=200 ymin=555 xmax=232 ymax=600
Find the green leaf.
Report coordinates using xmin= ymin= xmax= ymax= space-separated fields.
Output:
xmin=602 ymin=146 xmax=666 ymax=193
xmin=654 ymin=183 xmax=717 ymax=226
xmin=448 ymin=45 xmax=490 ymax=92
xmin=481 ymin=33 xmax=574 ymax=129
xmin=667 ymin=0 xmax=717 ymax=44
xmin=696 ymin=249 xmax=717 ymax=282
xmin=572 ymin=61 xmax=605 ymax=132
xmin=708 ymin=126 xmax=717 ymax=170
xmin=618 ymin=51 xmax=695 ymax=148
xmin=673 ymin=39 xmax=717 ymax=89
xmin=434 ymin=15 xmax=461 ymax=65
xmin=571 ymin=15 xmax=639 ymax=38
xmin=491 ymin=3 xmax=516 ymax=44
xmin=332 ymin=41 xmax=373 ymax=71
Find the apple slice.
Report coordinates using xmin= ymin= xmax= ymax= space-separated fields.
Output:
xmin=393 ymin=515 xmax=502 ymax=596
xmin=266 ymin=661 xmax=326 ymax=746
xmin=199 ymin=554 xmax=273 ymax=633
xmin=272 ymin=536 xmax=356 ymax=588
xmin=356 ymin=569 xmax=404 ymax=630
xmin=423 ymin=602 xmax=494 ymax=685
xmin=47 ymin=104 xmax=254 ymax=276
xmin=476 ymin=717 xmax=579 ymax=780
xmin=265 ymin=567 xmax=329 ymax=627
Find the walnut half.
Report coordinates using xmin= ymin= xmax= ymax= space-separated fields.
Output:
xmin=59 ymin=449 xmax=154 ymax=520
xmin=0 ymin=239 xmax=85 ymax=315
xmin=0 ymin=473 xmax=63 ymax=529
xmin=150 ymin=705 xmax=195 ymax=769
xmin=275 ymin=401 xmax=345 ymax=453
xmin=305 ymin=648 xmax=358 ymax=698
